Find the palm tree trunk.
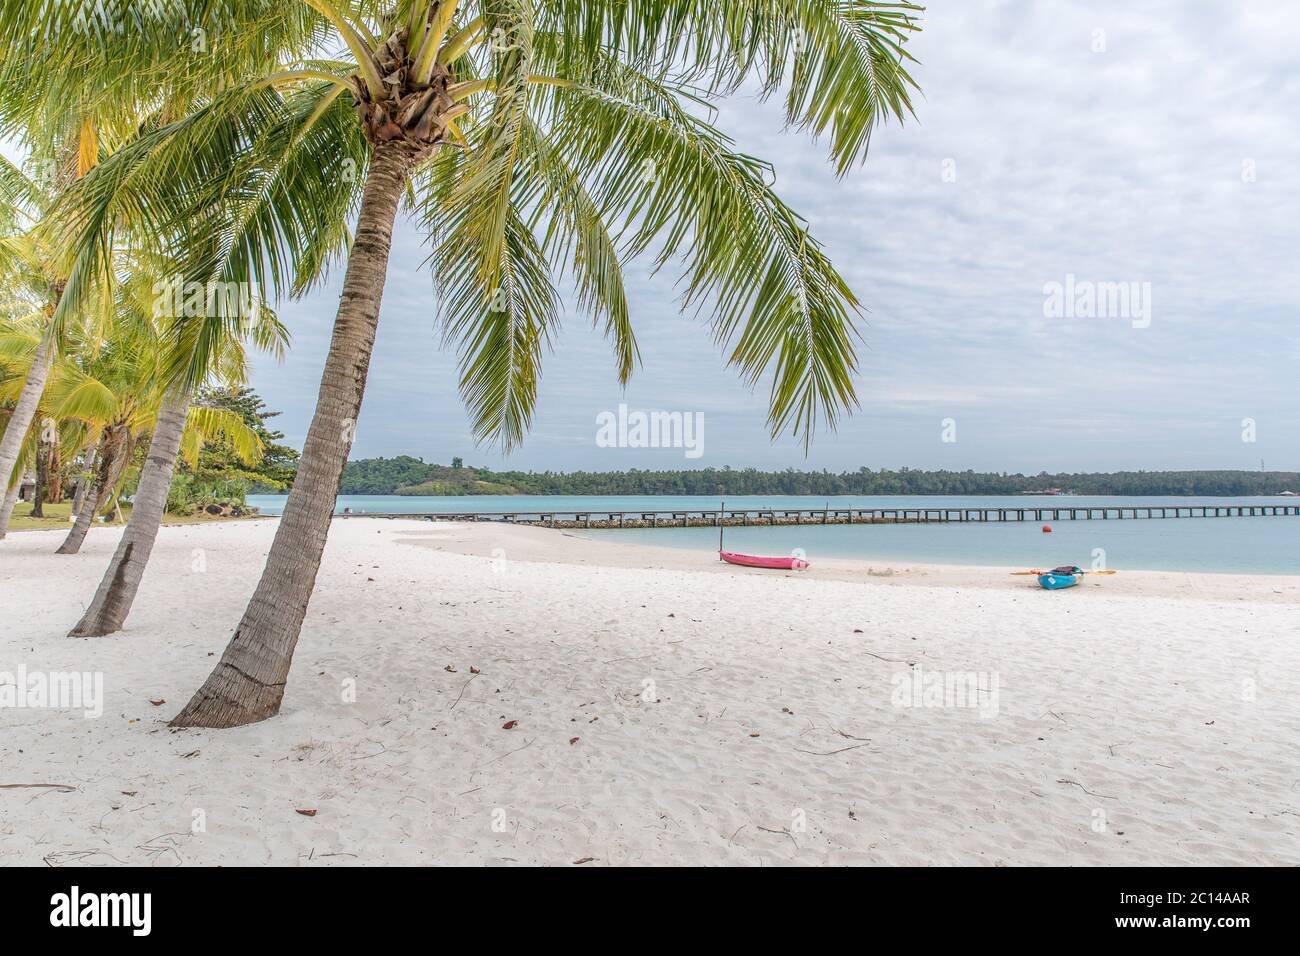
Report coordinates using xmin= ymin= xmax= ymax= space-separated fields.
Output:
xmin=59 ymin=475 xmax=100 ymax=554
xmin=49 ymin=434 xmax=63 ymax=503
xmin=59 ymin=469 xmax=103 ymax=554
xmin=0 ymin=334 xmax=53 ymax=537
xmin=70 ymin=441 xmax=100 ymax=518
xmin=70 ymin=388 xmax=192 ymax=636
xmin=57 ymin=429 xmax=124 ymax=555
xmin=0 ymin=481 xmax=19 ymax=539
xmin=31 ymin=439 xmax=48 ymax=517
xmin=171 ymin=144 xmax=417 ymax=728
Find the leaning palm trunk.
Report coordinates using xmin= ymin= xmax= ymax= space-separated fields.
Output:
xmin=48 ymin=435 xmax=63 ymax=503
xmin=57 ymin=430 xmax=126 ymax=555
xmin=69 ymin=441 xmax=100 ymax=518
xmin=0 ymin=480 xmax=19 ymax=539
xmin=31 ymin=438 xmax=49 ymax=517
xmin=58 ymin=470 xmax=103 ymax=554
xmin=0 ymin=334 xmax=53 ymax=537
xmin=70 ymin=388 xmax=192 ymax=636
xmin=171 ymin=144 xmax=415 ymax=727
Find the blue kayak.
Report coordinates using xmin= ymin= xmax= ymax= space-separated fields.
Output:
xmin=1038 ymin=566 xmax=1083 ymax=590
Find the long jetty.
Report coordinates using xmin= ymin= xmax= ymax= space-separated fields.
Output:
xmin=338 ymin=502 xmax=1300 ymax=530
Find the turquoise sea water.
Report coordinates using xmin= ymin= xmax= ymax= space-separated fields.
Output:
xmin=247 ymin=494 xmax=1300 ymax=575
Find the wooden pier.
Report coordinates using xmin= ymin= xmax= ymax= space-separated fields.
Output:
xmin=337 ymin=503 xmax=1300 ymax=530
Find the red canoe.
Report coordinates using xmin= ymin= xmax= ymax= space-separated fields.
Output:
xmin=720 ymin=550 xmax=809 ymax=571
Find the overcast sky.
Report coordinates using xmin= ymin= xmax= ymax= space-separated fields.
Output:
xmin=16 ymin=1 xmax=1300 ymax=473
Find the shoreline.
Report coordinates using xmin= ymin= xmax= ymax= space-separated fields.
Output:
xmin=385 ymin=519 xmax=1300 ymax=604
xmin=281 ymin=498 xmax=1300 ymax=580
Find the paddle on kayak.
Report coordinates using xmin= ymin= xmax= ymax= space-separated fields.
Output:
xmin=1010 ymin=566 xmax=1118 ymax=589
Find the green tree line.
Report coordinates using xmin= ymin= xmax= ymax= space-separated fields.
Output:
xmin=328 ymin=458 xmax=1300 ymax=497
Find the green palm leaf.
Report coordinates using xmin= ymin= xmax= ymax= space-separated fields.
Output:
xmin=518 ymin=115 xmax=635 ymax=382
xmin=182 ymin=404 xmax=265 ymax=468
xmin=433 ymin=184 xmax=560 ymax=450
xmin=45 ymin=372 xmax=120 ymax=424
xmin=544 ymin=75 xmax=862 ymax=445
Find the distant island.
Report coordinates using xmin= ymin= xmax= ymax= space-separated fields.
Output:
xmin=279 ymin=457 xmax=1300 ymax=498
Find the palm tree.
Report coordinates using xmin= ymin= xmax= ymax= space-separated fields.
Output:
xmin=0 ymin=153 xmax=68 ymax=537
xmin=27 ymin=279 xmax=269 ymax=555
xmin=69 ymin=270 xmax=287 ymax=636
xmin=0 ymin=285 xmax=140 ymax=547
xmin=0 ymin=0 xmax=320 ymax=537
xmin=0 ymin=312 xmax=96 ymax=531
xmin=48 ymin=0 xmax=921 ymax=727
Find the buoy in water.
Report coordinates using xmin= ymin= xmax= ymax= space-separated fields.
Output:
xmin=1041 ymin=524 xmax=1052 ymax=533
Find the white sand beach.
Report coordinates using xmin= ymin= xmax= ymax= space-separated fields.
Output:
xmin=2 ymin=517 xmax=1298 ymax=866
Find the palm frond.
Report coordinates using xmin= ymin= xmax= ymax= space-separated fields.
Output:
xmin=430 ymin=182 xmax=561 ymax=450
xmin=442 ymin=0 xmax=537 ymax=298
xmin=774 ymin=0 xmax=922 ymax=174
xmin=517 ymin=115 xmax=635 ymax=382
xmin=543 ymin=76 xmax=861 ymax=446
xmin=0 ymin=1 xmax=328 ymax=153
xmin=45 ymin=372 xmax=120 ymax=424
xmin=530 ymin=1 xmax=920 ymax=173
xmin=0 ymin=153 xmax=43 ymax=224
xmin=44 ymin=83 xmax=362 ymax=348
xmin=182 ymin=404 xmax=265 ymax=468
xmin=0 ymin=317 xmax=41 ymax=363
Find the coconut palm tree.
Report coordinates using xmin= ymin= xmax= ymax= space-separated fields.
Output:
xmin=0 ymin=153 xmax=69 ymax=537
xmin=44 ymin=0 xmax=921 ymax=726
xmin=0 ymin=0 xmax=321 ymax=537
xmin=22 ymin=278 xmax=270 ymax=555
xmin=0 ymin=336 xmax=91 ymax=537
xmin=69 ymin=269 xmax=287 ymax=636
xmin=1 ymin=309 xmax=147 ymax=549
xmin=1 ymin=277 xmax=146 ymax=545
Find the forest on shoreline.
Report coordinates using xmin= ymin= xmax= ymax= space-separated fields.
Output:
xmin=313 ymin=457 xmax=1300 ymax=498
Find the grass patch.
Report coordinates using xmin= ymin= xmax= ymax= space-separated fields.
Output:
xmin=7 ymin=500 xmax=267 ymax=532
xmin=7 ymin=501 xmax=104 ymax=532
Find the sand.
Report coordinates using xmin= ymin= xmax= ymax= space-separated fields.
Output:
xmin=2 ymin=517 xmax=1298 ymax=866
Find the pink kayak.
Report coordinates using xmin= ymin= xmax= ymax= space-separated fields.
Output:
xmin=720 ymin=550 xmax=809 ymax=571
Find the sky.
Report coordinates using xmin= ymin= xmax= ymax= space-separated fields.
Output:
xmin=13 ymin=1 xmax=1300 ymax=474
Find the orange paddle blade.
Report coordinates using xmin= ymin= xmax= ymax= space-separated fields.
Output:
xmin=1010 ymin=569 xmax=1119 ymax=576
